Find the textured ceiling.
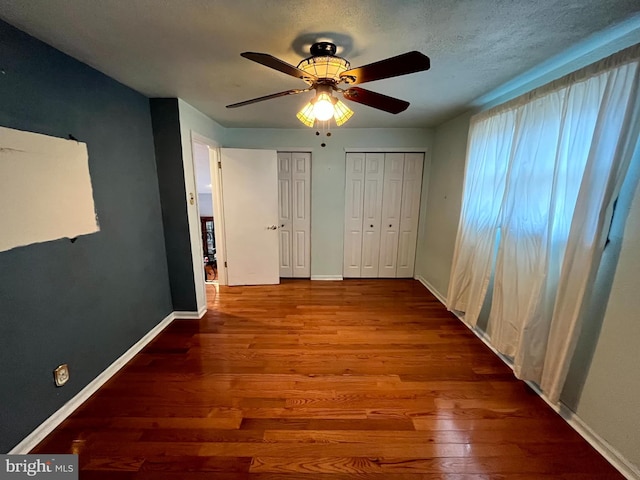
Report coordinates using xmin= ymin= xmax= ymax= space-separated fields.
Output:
xmin=1 ymin=0 xmax=639 ymax=128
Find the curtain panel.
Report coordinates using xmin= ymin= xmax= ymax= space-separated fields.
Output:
xmin=447 ymin=44 xmax=640 ymax=403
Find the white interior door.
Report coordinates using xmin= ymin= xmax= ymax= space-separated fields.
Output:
xmin=343 ymin=153 xmax=366 ymax=277
xmin=277 ymin=153 xmax=293 ymax=278
xmin=291 ymin=152 xmax=311 ymax=278
xmin=378 ymin=153 xmax=405 ymax=277
xmin=361 ymin=153 xmax=385 ymax=277
xmin=220 ymin=148 xmax=279 ymax=286
xmin=396 ymin=153 xmax=424 ymax=277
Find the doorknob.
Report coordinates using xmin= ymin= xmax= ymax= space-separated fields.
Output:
xmin=370 ymin=224 xmax=374 ymax=228
xmin=281 ymin=224 xmax=285 ymax=228
xmin=389 ymin=224 xmax=392 ymax=227
xmin=268 ymin=225 xmax=278 ymax=230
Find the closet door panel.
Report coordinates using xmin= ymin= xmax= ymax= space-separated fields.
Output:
xmin=396 ymin=153 xmax=424 ymax=278
xmin=291 ymin=152 xmax=311 ymax=277
xmin=343 ymin=151 xmax=424 ymax=279
xmin=277 ymin=153 xmax=293 ymax=277
xmin=378 ymin=153 xmax=404 ymax=277
xmin=343 ymin=153 xmax=366 ymax=277
xmin=361 ymin=153 xmax=385 ymax=277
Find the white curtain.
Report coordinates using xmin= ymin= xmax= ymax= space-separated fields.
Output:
xmin=447 ymin=45 xmax=640 ymax=403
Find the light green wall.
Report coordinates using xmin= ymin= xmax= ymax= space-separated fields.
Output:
xmin=223 ymin=127 xmax=433 ymax=277
xmin=173 ymin=101 xmax=433 ymax=280
xmin=415 ymin=111 xmax=472 ymax=298
xmin=571 ymin=156 xmax=640 ymax=470
xmin=178 ymin=98 xmax=226 ymax=145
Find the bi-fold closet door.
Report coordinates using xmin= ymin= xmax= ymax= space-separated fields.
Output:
xmin=278 ymin=152 xmax=311 ymax=278
xmin=343 ymin=152 xmax=424 ymax=278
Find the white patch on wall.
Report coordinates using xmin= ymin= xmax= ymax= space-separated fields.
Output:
xmin=0 ymin=126 xmax=99 ymax=252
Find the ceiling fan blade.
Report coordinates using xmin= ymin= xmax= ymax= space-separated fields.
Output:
xmin=340 ymin=51 xmax=430 ymax=85
xmin=226 ymin=89 xmax=309 ymax=108
xmin=241 ymin=52 xmax=317 ymax=81
xmin=342 ymin=87 xmax=410 ymax=114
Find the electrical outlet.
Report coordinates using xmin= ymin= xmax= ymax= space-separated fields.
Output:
xmin=54 ymin=364 xmax=69 ymax=387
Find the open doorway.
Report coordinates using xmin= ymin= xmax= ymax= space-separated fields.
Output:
xmin=192 ymin=140 xmax=218 ymax=286
xmin=201 ymin=216 xmax=217 ymax=282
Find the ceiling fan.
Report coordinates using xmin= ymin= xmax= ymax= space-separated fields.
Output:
xmin=226 ymin=42 xmax=431 ymax=127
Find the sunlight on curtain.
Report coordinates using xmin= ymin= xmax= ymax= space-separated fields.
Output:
xmin=447 ymin=112 xmax=514 ymax=322
xmin=447 ymin=44 xmax=640 ymax=402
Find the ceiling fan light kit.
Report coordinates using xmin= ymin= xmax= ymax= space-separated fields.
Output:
xmin=297 ymin=42 xmax=351 ymax=83
xmin=226 ymin=41 xmax=431 ymax=129
xmin=296 ymin=82 xmax=355 ymax=128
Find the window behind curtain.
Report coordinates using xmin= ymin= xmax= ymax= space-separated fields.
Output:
xmin=447 ymin=45 xmax=640 ymax=400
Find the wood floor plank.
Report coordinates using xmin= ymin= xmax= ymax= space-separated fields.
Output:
xmin=248 ymin=455 xmax=620 ymax=475
xmin=261 ymin=429 xmax=587 ymax=444
xmin=29 ymin=279 xmax=623 ymax=478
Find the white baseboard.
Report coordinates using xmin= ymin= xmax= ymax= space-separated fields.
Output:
xmin=8 ymin=312 xmax=176 ymax=454
xmin=418 ymin=282 xmax=640 ymax=480
xmin=539 ymin=390 xmax=640 ymax=480
xmin=414 ymin=275 xmax=448 ymax=305
xmin=173 ymin=305 xmax=206 ymax=319
xmin=310 ymin=275 xmax=343 ymax=281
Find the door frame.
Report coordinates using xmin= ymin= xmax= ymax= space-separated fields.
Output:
xmin=189 ymin=141 xmax=314 ymax=289
xmin=207 ymin=145 xmax=228 ymax=286
xmin=190 ymin=132 xmax=228 ymax=296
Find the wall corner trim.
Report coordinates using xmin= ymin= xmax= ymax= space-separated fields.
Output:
xmin=414 ymin=279 xmax=640 ymax=480
xmin=310 ymin=275 xmax=344 ymax=281
xmin=8 ymin=312 xmax=177 ymax=454
xmin=414 ymin=275 xmax=448 ymax=305
xmin=174 ymin=306 xmax=207 ymax=319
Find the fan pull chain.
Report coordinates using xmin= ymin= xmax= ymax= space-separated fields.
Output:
xmin=315 ymin=120 xmax=332 ymax=147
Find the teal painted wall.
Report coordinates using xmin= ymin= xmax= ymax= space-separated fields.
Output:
xmin=0 ymin=21 xmax=172 ymax=452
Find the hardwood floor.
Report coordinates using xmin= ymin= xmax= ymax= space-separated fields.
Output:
xmin=31 ymin=279 xmax=623 ymax=479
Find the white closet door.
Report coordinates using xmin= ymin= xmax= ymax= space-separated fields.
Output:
xmin=343 ymin=153 xmax=366 ymax=277
xmin=361 ymin=153 xmax=385 ymax=277
xmin=378 ymin=153 xmax=405 ymax=277
xmin=396 ymin=153 xmax=424 ymax=278
xmin=278 ymin=153 xmax=293 ymax=277
xmin=343 ymin=151 xmax=425 ymax=279
xmin=291 ymin=152 xmax=311 ymax=278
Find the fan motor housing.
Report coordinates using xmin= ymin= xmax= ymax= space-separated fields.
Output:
xmin=297 ymin=42 xmax=351 ymax=85
xmin=310 ymin=42 xmax=337 ymax=57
